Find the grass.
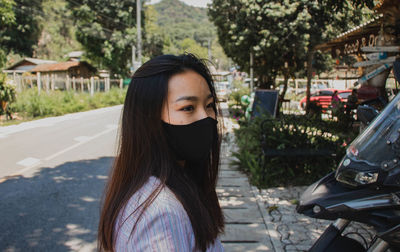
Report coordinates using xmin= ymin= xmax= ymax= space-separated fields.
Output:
xmin=0 ymin=88 xmax=127 ymax=126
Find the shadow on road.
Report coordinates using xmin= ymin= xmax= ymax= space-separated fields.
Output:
xmin=0 ymin=157 xmax=114 ymax=252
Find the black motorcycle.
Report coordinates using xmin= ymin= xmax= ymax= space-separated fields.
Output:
xmin=296 ymin=90 xmax=400 ymax=251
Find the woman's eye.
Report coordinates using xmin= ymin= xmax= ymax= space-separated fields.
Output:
xmin=181 ymin=105 xmax=194 ymax=112
xmin=206 ymin=103 xmax=215 ymax=109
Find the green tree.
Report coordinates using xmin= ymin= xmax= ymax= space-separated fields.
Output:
xmin=179 ymin=38 xmax=208 ymax=59
xmin=69 ymin=0 xmax=143 ymax=76
xmin=154 ymin=0 xmax=212 ymax=45
xmin=297 ymin=1 xmax=373 ymax=111
xmin=143 ymin=4 xmax=164 ymax=58
xmin=0 ymin=0 xmax=15 ymax=68
xmin=0 ymin=0 xmax=14 ymax=23
xmin=209 ymin=0 xmax=373 ymax=93
xmin=0 ymin=0 xmax=43 ymax=68
xmin=33 ymin=0 xmax=81 ymax=61
xmin=153 ymin=0 xmax=229 ymax=68
xmin=162 ymin=35 xmax=180 ymax=55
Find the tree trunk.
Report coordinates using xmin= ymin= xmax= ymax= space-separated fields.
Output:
xmin=276 ymin=73 xmax=289 ymax=117
xmin=1 ymin=101 xmax=7 ymax=111
xmin=258 ymin=74 xmax=275 ymax=89
xmin=305 ymin=50 xmax=315 ymax=114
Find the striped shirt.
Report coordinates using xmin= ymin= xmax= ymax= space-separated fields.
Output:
xmin=114 ymin=176 xmax=224 ymax=252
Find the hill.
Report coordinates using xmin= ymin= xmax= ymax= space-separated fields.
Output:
xmin=153 ymin=0 xmax=215 ymax=45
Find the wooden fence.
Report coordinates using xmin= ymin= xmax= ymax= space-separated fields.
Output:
xmin=9 ymin=73 xmax=124 ymax=95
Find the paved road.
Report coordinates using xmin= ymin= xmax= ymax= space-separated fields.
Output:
xmin=0 ymin=106 xmax=122 ymax=251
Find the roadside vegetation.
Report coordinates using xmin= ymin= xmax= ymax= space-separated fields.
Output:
xmin=227 ymin=80 xmax=358 ymax=187
xmin=232 ymin=112 xmax=358 ymax=188
xmin=0 ymin=87 xmax=126 ymax=126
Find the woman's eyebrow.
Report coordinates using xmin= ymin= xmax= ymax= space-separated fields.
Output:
xmin=175 ymin=96 xmax=198 ymax=102
xmin=175 ymin=94 xmax=213 ymax=103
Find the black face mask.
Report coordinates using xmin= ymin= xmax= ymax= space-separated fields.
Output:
xmin=162 ymin=117 xmax=218 ymax=162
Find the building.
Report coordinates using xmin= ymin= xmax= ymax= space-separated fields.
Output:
xmin=3 ymin=59 xmax=97 ymax=91
xmin=4 ymin=58 xmax=57 ymax=74
xmin=30 ymin=61 xmax=96 ymax=79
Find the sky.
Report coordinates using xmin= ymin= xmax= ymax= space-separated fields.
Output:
xmin=147 ymin=0 xmax=212 ymax=8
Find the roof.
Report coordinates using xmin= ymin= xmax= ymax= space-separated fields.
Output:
xmin=25 ymin=58 xmax=57 ymax=65
xmin=30 ymin=61 xmax=96 ymax=72
xmin=316 ymin=0 xmax=400 ymax=56
xmin=315 ymin=15 xmax=383 ymax=53
xmin=6 ymin=58 xmax=57 ymax=70
xmin=67 ymin=51 xmax=84 ymax=58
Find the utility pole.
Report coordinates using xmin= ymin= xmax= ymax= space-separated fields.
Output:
xmin=136 ymin=0 xmax=142 ymax=65
xmin=131 ymin=45 xmax=136 ymax=73
xmin=250 ymin=51 xmax=254 ymax=92
xmin=208 ymin=38 xmax=212 ymax=62
xmin=132 ymin=45 xmax=136 ymax=65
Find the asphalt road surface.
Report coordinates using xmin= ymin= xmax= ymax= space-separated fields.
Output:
xmin=0 ymin=105 xmax=122 ymax=252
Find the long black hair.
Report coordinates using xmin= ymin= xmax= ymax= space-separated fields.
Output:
xmin=98 ymin=53 xmax=224 ymax=251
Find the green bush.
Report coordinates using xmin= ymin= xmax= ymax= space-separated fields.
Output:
xmin=0 ymin=74 xmax=17 ymax=119
xmin=0 ymin=74 xmax=16 ymax=104
xmin=233 ymin=113 xmax=356 ymax=187
xmin=9 ymin=87 xmax=127 ymax=119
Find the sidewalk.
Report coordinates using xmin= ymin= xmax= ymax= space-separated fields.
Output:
xmin=218 ymin=103 xmax=374 ymax=252
xmin=218 ymin=141 xmax=274 ymax=250
xmin=218 ymin=103 xmax=274 ymax=251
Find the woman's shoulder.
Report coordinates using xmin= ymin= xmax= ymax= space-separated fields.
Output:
xmin=115 ymin=176 xmax=224 ymax=251
xmin=115 ymin=177 xmax=196 ymax=251
xmin=117 ymin=176 xmax=192 ymax=232
xmin=125 ymin=176 xmax=185 ymax=214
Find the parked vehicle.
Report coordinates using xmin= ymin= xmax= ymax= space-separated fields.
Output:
xmin=299 ymin=89 xmax=352 ymax=110
xmin=311 ymin=83 xmax=329 ymax=93
xmin=297 ymin=92 xmax=400 ymax=251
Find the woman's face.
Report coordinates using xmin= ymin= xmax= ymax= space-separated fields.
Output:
xmin=162 ymin=70 xmax=216 ymax=125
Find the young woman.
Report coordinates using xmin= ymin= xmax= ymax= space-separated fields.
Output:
xmin=98 ymin=54 xmax=225 ymax=251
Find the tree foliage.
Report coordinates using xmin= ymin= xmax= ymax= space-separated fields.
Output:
xmin=0 ymin=0 xmax=43 ymax=68
xmin=1 ymin=0 xmax=232 ymax=75
xmin=209 ymin=0 xmax=373 ymax=89
xmin=143 ymin=5 xmax=164 ymax=59
xmin=69 ymin=0 xmax=142 ymax=76
xmin=180 ymin=38 xmax=208 ymax=59
xmin=154 ymin=0 xmax=214 ymax=45
xmin=0 ymin=0 xmax=15 ymax=68
xmin=0 ymin=0 xmax=15 ymax=25
xmin=153 ymin=0 xmax=230 ymax=69
xmin=33 ymin=0 xmax=81 ymax=61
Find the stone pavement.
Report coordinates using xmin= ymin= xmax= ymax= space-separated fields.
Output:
xmin=218 ymin=103 xmax=374 ymax=252
xmin=217 ymin=141 xmax=273 ymax=251
xmin=256 ymin=186 xmax=375 ymax=252
xmin=217 ymin=103 xmax=274 ymax=251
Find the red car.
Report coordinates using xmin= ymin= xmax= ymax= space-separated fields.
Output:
xmin=299 ymin=89 xmax=352 ymax=110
